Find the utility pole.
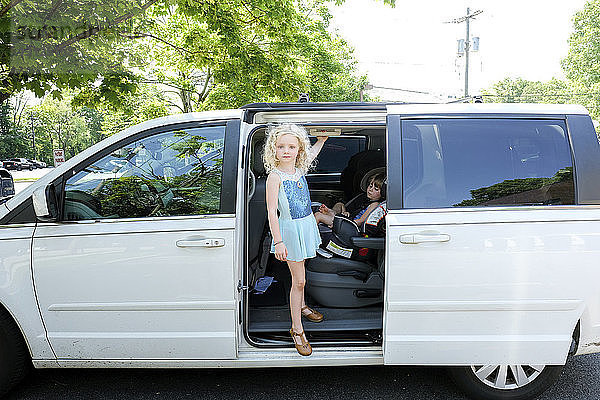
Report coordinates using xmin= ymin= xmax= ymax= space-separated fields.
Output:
xmin=446 ymin=8 xmax=483 ymax=98
xmin=359 ymin=83 xmax=373 ymax=102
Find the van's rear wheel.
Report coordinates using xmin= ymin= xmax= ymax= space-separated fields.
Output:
xmin=0 ymin=308 xmax=31 ymax=397
xmin=448 ymin=364 xmax=563 ymax=400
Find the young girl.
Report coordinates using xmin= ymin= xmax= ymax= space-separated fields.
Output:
xmin=263 ymin=123 xmax=328 ymax=356
xmin=314 ymin=172 xmax=386 ymax=229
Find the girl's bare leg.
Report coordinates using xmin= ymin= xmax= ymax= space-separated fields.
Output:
xmin=287 ymin=260 xmax=306 ymax=333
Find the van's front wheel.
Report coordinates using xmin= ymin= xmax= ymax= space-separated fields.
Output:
xmin=448 ymin=364 xmax=563 ymax=400
xmin=0 ymin=308 xmax=31 ymax=397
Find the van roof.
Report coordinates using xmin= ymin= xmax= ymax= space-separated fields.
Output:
xmin=242 ymin=101 xmax=589 ymax=115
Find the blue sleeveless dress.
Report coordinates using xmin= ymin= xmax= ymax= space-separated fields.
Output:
xmin=270 ymin=167 xmax=322 ymax=262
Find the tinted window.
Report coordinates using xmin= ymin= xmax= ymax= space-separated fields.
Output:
xmin=64 ymin=125 xmax=226 ymax=220
xmin=309 ymin=136 xmax=367 ymax=173
xmin=402 ymin=119 xmax=575 ymax=208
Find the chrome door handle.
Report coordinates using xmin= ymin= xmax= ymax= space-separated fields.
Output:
xmin=176 ymin=238 xmax=225 ymax=248
xmin=400 ymin=232 xmax=451 ymax=244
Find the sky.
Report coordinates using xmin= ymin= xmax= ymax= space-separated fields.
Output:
xmin=329 ymin=0 xmax=589 ymax=102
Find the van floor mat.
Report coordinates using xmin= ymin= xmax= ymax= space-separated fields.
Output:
xmin=247 ymin=305 xmax=382 ymax=333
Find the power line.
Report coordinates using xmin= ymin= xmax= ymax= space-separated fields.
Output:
xmin=371 ymin=85 xmax=431 ymax=94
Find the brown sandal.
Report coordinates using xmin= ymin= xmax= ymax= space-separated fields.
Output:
xmin=301 ymin=306 xmax=324 ymax=323
xmin=289 ymin=329 xmax=312 ymax=356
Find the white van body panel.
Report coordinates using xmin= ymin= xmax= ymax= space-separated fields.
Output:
xmin=383 ymin=206 xmax=599 ymax=365
xmin=0 ymin=109 xmax=242 ymax=361
xmin=0 ymin=225 xmax=55 ymax=360
xmin=33 ymin=215 xmax=238 ymax=360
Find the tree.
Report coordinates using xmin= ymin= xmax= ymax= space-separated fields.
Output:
xmin=31 ymin=92 xmax=91 ymax=160
xmin=87 ymin=83 xmax=171 ymax=137
xmin=130 ymin=0 xmax=376 ymax=111
xmin=562 ymin=0 xmax=600 ymax=86
xmin=481 ymin=77 xmax=574 ymax=104
xmin=0 ymin=0 xmax=160 ymax=103
xmin=0 ymin=101 xmax=29 ymax=160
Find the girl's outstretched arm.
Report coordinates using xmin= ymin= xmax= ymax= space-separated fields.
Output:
xmin=308 ymin=136 xmax=328 ymax=163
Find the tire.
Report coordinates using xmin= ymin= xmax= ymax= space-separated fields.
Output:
xmin=17 ymin=166 xmax=21 ymax=171
xmin=448 ymin=364 xmax=563 ymax=400
xmin=29 ymin=166 xmax=33 ymax=171
xmin=0 ymin=307 xmax=31 ymax=397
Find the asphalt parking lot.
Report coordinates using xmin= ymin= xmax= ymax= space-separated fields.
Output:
xmin=6 ymin=354 xmax=600 ymax=400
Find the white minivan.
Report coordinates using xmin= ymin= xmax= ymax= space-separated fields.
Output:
xmin=1 ymin=102 xmax=600 ymax=400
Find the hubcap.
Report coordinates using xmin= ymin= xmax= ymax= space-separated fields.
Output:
xmin=471 ymin=365 xmax=545 ymax=390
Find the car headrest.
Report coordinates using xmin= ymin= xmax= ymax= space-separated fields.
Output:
xmin=359 ymin=167 xmax=386 ymax=191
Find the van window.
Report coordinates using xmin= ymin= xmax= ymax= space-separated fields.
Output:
xmin=402 ymin=119 xmax=575 ymax=208
xmin=63 ymin=125 xmax=226 ymax=220
xmin=309 ymin=136 xmax=367 ymax=173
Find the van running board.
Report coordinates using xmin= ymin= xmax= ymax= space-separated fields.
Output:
xmin=249 ymin=330 xmax=382 ymax=347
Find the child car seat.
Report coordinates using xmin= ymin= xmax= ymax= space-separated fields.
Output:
xmin=306 ymin=211 xmax=386 ymax=308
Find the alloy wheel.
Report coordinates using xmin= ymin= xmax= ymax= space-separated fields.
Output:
xmin=471 ymin=364 xmax=545 ymax=390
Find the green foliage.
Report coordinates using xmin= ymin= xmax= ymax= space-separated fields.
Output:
xmin=2 ymin=0 xmax=389 ymax=163
xmin=88 ymin=83 xmax=171 ymax=137
xmin=0 ymin=102 xmax=30 ymax=160
xmin=481 ymin=77 xmax=572 ymax=103
xmin=563 ymin=0 xmax=600 ymax=86
xmin=0 ymin=0 xmax=157 ymax=104
xmin=141 ymin=0 xmax=373 ymax=111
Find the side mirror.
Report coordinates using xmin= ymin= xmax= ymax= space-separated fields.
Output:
xmin=32 ymin=184 xmax=58 ymax=222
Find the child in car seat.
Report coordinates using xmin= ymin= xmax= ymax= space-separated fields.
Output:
xmin=314 ymin=172 xmax=386 ymax=230
xmin=263 ymin=123 xmax=328 ymax=357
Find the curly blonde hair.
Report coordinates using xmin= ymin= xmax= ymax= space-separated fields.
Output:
xmin=262 ymin=123 xmax=314 ymax=175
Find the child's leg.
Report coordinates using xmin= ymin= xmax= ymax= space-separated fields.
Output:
xmin=314 ymin=211 xmax=334 ymax=227
xmin=287 ymin=260 xmax=306 ymax=333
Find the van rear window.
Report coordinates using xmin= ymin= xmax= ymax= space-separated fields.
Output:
xmin=402 ymin=119 xmax=575 ymax=208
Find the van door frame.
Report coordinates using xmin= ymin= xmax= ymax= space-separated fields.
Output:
xmin=240 ymin=117 xmax=387 ymax=348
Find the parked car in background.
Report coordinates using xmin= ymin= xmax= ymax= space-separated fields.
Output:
xmin=27 ymin=159 xmax=46 ymax=169
xmin=0 ymin=168 xmax=14 ymax=204
xmin=15 ymin=158 xmax=34 ymax=170
xmin=2 ymin=159 xmax=22 ymax=170
xmin=3 ymin=158 xmax=34 ymax=171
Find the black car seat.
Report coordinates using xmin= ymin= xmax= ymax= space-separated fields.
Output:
xmin=317 ymin=166 xmax=385 ymax=243
xmin=340 ymin=150 xmax=385 ymax=200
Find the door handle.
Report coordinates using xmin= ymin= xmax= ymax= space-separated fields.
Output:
xmin=400 ymin=232 xmax=451 ymax=244
xmin=176 ymin=238 xmax=225 ymax=248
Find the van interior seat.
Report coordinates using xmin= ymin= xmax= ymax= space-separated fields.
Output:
xmin=248 ymin=138 xmax=269 ymax=277
xmin=306 ymin=216 xmax=385 ymax=308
